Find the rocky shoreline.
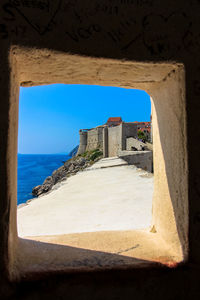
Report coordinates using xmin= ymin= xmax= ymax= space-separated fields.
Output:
xmin=32 ymin=148 xmax=103 ymax=197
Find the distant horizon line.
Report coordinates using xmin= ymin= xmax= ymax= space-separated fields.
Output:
xmin=18 ymin=153 xmax=70 ymax=155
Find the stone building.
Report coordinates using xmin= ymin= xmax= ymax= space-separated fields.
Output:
xmin=106 ymin=117 xmax=122 ymax=127
xmin=77 ymin=119 xmax=138 ymax=157
xmin=77 ymin=126 xmax=104 ymax=155
xmin=86 ymin=126 xmax=104 ymax=151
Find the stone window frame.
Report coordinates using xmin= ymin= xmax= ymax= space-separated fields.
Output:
xmin=7 ymin=46 xmax=188 ymax=280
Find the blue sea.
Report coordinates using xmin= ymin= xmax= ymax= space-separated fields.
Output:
xmin=17 ymin=154 xmax=71 ymax=205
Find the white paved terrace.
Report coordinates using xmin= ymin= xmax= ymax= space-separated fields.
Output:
xmin=17 ymin=157 xmax=153 ymax=237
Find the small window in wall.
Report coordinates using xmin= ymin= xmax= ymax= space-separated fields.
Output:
xmin=17 ymin=84 xmax=153 ymax=237
xmin=8 ymin=52 xmax=187 ymax=279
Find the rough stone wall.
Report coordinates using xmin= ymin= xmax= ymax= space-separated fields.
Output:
xmin=77 ymin=131 xmax=88 ymax=155
xmin=123 ymin=123 xmax=138 ymax=139
xmin=107 ymin=125 xmax=122 ymax=157
xmin=122 ymin=123 xmax=138 ymax=150
xmin=78 ymin=123 xmax=137 ymax=157
xmin=86 ymin=127 xmax=103 ymax=151
xmin=118 ymin=150 xmax=153 ymax=173
xmin=106 ymin=123 xmax=138 ymax=156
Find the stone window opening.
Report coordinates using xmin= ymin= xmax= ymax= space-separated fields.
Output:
xmin=17 ymin=83 xmax=153 ymax=237
xmin=7 ymin=47 xmax=188 ymax=280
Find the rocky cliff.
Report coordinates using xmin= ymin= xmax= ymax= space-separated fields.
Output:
xmin=32 ymin=149 xmax=103 ymax=197
xmin=68 ymin=145 xmax=79 ymax=157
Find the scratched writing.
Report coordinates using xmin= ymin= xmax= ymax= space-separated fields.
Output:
xmin=0 ymin=22 xmax=27 ymax=39
xmin=95 ymin=4 xmax=119 ymax=15
xmin=141 ymin=12 xmax=190 ymax=58
xmin=11 ymin=24 xmax=27 ymax=36
xmin=120 ymin=0 xmax=154 ymax=6
xmin=71 ymin=5 xmax=119 ymax=25
xmin=9 ymin=0 xmax=50 ymax=12
xmin=183 ymin=28 xmax=200 ymax=55
xmin=3 ymin=3 xmax=16 ymax=21
xmin=6 ymin=0 xmax=61 ymax=35
xmin=106 ymin=17 xmax=137 ymax=44
xmin=65 ymin=24 xmax=101 ymax=42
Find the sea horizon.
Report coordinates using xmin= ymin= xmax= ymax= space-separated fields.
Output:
xmin=18 ymin=152 xmax=69 ymax=155
xmin=17 ymin=153 xmax=71 ymax=205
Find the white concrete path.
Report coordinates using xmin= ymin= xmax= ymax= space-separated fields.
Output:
xmin=17 ymin=158 xmax=153 ymax=237
xmin=88 ymin=156 xmax=128 ymax=169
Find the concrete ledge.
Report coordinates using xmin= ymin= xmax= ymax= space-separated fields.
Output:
xmin=14 ymin=230 xmax=181 ymax=279
xmin=118 ymin=151 xmax=153 ymax=173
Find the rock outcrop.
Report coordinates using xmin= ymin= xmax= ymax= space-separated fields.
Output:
xmin=32 ymin=149 xmax=103 ymax=197
xmin=68 ymin=145 xmax=79 ymax=157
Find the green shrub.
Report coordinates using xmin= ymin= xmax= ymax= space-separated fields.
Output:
xmin=138 ymin=130 xmax=147 ymax=142
xmin=79 ymin=148 xmax=103 ymax=161
xmin=81 ymin=151 xmax=88 ymax=157
xmin=89 ymin=149 xmax=103 ymax=161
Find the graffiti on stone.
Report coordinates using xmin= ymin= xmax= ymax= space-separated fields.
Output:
xmin=94 ymin=4 xmax=119 ymax=16
xmin=9 ymin=0 xmax=50 ymax=12
xmin=65 ymin=24 xmax=102 ymax=42
xmin=119 ymin=0 xmax=154 ymax=6
xmin=3 ymin=2 xmax=16 ymax=21
xmin=7 ymin=0 xmax=61 ymax=34
xmin=106 ymin=17 xmax=138 ymax=46
xmin=142 ymin=12 xmax=189 ymax=58
xmin=183 ymin=24 xmax=200 ymax=55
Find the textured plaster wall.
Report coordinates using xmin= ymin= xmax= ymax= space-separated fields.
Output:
xmin=0 ymin=0 xmax=198 ymax=299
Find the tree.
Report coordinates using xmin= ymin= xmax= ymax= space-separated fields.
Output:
xmin=137 ymin=130 xmax=147 ymax=142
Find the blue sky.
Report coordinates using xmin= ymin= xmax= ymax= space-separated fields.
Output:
xmin=18 ymin=84 xmax=151 ymax=154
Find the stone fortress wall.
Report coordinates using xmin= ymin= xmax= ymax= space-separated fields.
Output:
xmin=77 ymin=126 xmax=104 ymax=155
xmin=86 ymin=126 xmax=104 ymax=151
xmin=107 ymin=124 xmax=122 ymax=157
xmin=77 ymin=122 xmax=144 ymax=157
xmin=77 ymin=130 xmax=88 ymax=155
xmin=77 ymin=121 xmax=153 ymax=172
